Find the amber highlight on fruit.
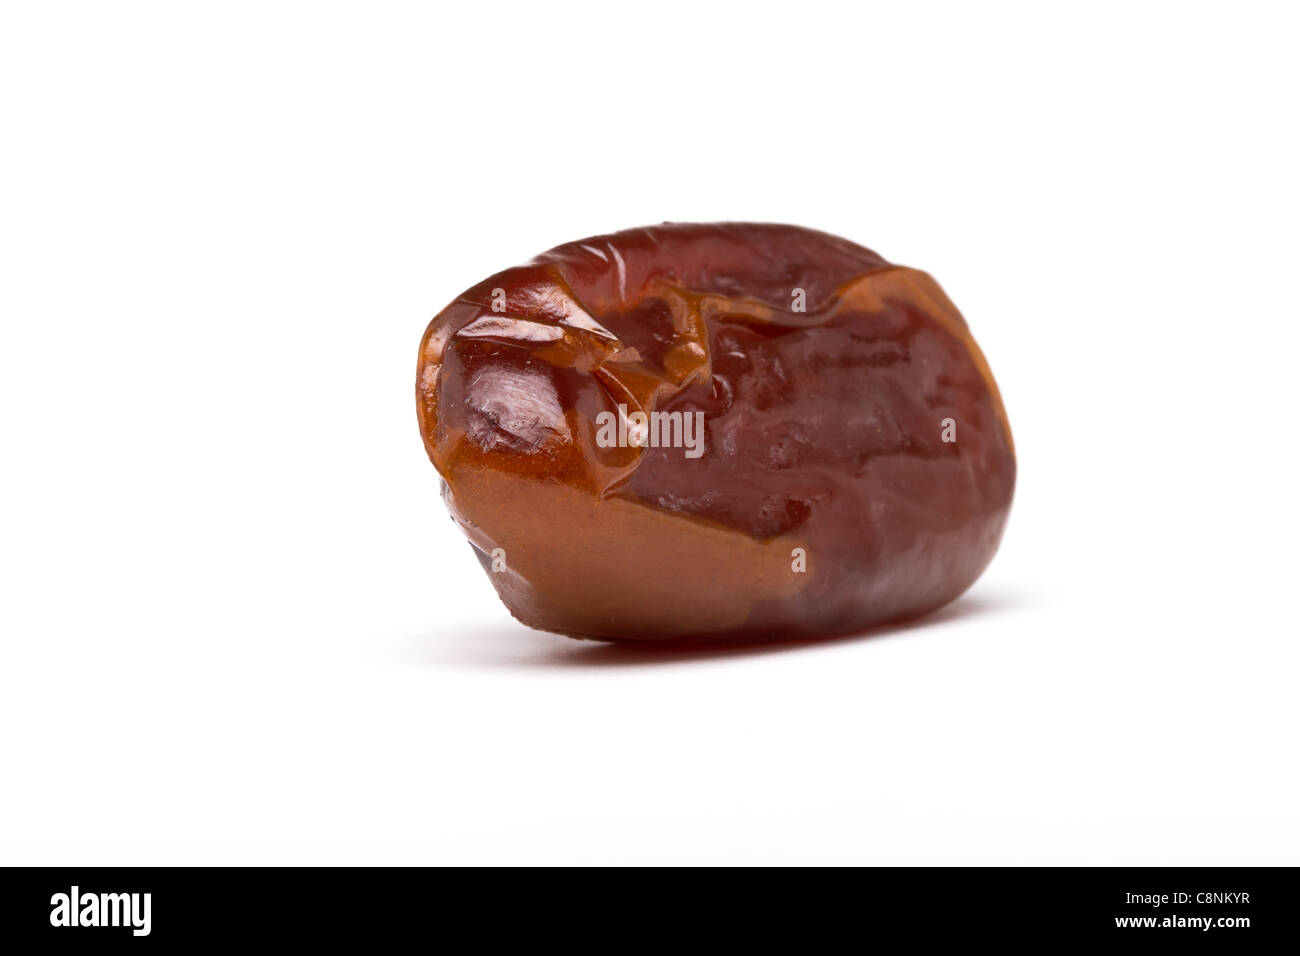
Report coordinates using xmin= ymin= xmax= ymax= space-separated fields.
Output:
xmin=417 ymin=223 xmax=1015 ymax=641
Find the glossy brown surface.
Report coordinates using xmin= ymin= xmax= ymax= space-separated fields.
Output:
xmin=417 ymin=223 xmax=1015 ymax=641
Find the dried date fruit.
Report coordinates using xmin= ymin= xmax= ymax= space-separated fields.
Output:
xmin=416 ymin=223 xmax=1015 ymax=641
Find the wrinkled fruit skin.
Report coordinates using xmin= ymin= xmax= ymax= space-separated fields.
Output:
xmin=417 ymin=223 xmax=1015 ymax=642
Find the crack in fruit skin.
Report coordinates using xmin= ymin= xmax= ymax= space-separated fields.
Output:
xmin=417 ymin=223 xmax=1016 ymax=641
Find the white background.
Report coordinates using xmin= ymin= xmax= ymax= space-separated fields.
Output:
xmin=2 ymin=1 xmax=1297 ymax=865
